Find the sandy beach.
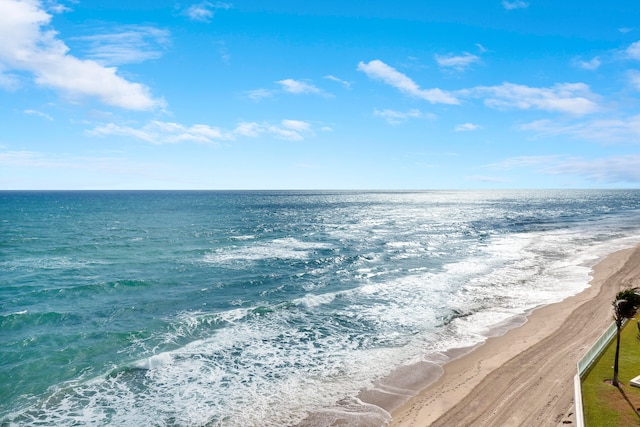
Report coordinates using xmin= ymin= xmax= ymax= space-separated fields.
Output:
xmin=390 ymin=244 xmax=640 ymax=427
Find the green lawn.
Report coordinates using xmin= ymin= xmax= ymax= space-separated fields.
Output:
xmin=582 ymin=319 xmax=640 ymax=426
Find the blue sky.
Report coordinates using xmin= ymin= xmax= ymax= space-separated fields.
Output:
xmin=2 ymin=0 xmax=640 ymax=189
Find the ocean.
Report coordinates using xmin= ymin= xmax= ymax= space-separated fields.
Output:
xmin=2 ymin=190 xmax=640 ymax=426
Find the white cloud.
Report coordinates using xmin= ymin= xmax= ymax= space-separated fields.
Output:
xmin=628 ymin=70 xmax=640 ymax=90
xmin=41 ymin=1 xmax=72 ymax=14
xmin=547 ymin=155 xmax=640 ymax=183
xmin=188 ymin=124 xmax=225 ymax=139
xmin=145 ymin=121 xmax=224 ymax=143
xmin=86 ymin=123 xmax=156 ymax=143
xmin=233 ymin=122 xmax=262 ymax=137
xmin=186 ymin=4 xmax=213 ymax=22
xmin=246 ymin=88 xmax=274 ymax=101
xmin=87 ymin=121 xmax=225 ymax=144
xmin=87 ymin=119 xmax=317 ymax=143
xmin=489 ymin=154 xmax=640 ymax=184
xmin=281 ymin=119 xmax=311 ymax=132
xmin=0 ymin=0 xmax=163 ymax=110
xmin=487 ymin=155 xmax=562 ymax=170
xmin=24 ymin=108 xmax=53 ymax=120
xmin=73 ymin=26 xmax=171 ymax=66
xmin=519 ymin=115 xmax=640 ymax=143
xmin=250 ymin=79 xmax=330 ymax=99
xmin=455 ymin=123 xmax=480 ymax=132
xmin=358 ymin=59 xmax=599 ymax=116
xmin=0 ymin=66 xmax=20 ymax=90
xmin=574 ymin=57 xmax=601 ymax=70
xmin=324 ymin=75 xmax=351 ymax=89
xmin=502 ymin=0 xmax=528 ymax=10
xmin=185 ymin=2 xmax=231 ymax=23
xmin=373 ymin=108 xmax=435 ymax=125
xmin=472 ymin=82 xmax=599 ymax=115
xmin=266 ymin=126 xmax=305 ymax=141
xmin=627 ymin=41 xmax=640 ymax=60
xmin=620 ymin=27 xmax=634 ymax=34
xmin=435 ymin=53 xmax=480 ymax=71
xmin=357 ymin=60 xmax=459 ymax=104
xmin=267 ymin=120 xmax=313 ymax=141
xmin=277 ymin=79 xmax=322 ymax=95
xmin=234 ymin=120 xmax=312 ymax=141
xmin=47 ymin=3 xmax=70 ymax=14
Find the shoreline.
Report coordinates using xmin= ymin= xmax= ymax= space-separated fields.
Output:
xmin=389 ymin=244 xmax=640 ymax=426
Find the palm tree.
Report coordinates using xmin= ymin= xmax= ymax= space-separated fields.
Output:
xmin=612 ymin=288 xmax=640 ymax=387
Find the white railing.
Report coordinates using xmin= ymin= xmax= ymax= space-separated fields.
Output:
xmin=574 ymin=322 xmax=618 ymax=427
xmin=574 ymin=374 xmax=584 ymax=427
xmin=577 ymin=322 xmax=617 ymax=375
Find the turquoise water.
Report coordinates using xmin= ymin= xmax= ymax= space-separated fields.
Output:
xmin=2 ymin=190 xmax=640 ymax=426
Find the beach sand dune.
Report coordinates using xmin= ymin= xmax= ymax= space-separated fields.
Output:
xmin=391 ymin=245 xmax=640 ymax=427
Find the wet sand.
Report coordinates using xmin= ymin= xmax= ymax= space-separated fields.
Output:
xmin=390 ymin=245 xmax=640 ymax=426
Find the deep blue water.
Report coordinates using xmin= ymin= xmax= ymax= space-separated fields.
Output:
xmin=2 ymin=190 xmax=640 ymax=426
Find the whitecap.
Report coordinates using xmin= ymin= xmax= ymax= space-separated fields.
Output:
xmin=133 ymin=352 xmax=173 ymax=370
xmin=203 ymin=237 xmax=334 ymax=264
xmin=295 ymin=293 xmax=337 ymax=309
